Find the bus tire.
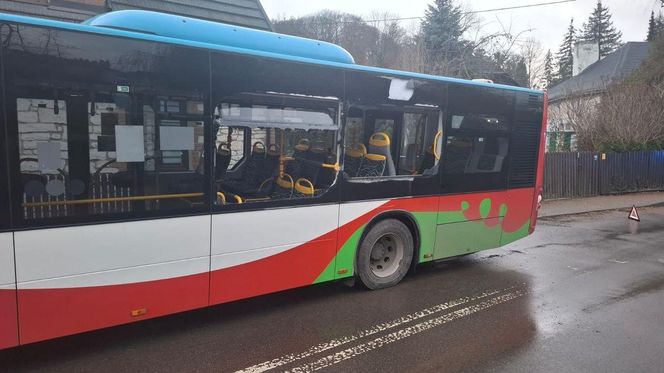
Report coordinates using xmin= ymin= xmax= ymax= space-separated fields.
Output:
xmin=357 ymin=219 xmax=414 ymax=290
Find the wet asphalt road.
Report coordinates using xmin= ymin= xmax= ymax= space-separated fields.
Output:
xmin=2 ymin=207 xmax=664 ymax=373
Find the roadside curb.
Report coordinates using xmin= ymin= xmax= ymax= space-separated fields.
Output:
xmin=539 ymin=201 xmax=664 ymax=219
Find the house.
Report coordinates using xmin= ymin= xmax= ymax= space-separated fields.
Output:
xmin=547 ymin=41 xmax=652 ymax=151
xmin=0 ymin=0 xmax=273 ymax=30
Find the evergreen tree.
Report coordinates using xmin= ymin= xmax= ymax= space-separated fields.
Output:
xmin=420 ymin=0 xmax=467 ymax=76
xmin=657 ymin=12 xmax=664 ymax=39
xmin=647 ymin=11 xmax=657 ymax=41
xmin=543 ymin=50 xmax=555 ymax=87
xmin=512 ymin=58 xmax=529 ymax=88
xmin=555 ymin=19 xmax=576 ymax=82
xmin=580 ymin=0 xmax=623 ymax=57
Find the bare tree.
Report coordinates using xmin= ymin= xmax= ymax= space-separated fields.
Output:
xmin=519 ymin=38 xmax=545 ymax=88
xmin=552 ymin=79 xmax=664 ymax=152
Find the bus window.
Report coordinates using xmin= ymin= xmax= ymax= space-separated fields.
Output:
xmin=445 ymin=136 xmax=509 ymax=174
xmin=443 ymin=84 xmax=514 ymax=191
xmin=5 ymin=24 xmax=212 ymax=226
xmin=16 ymin=94 xmax=208 ymax=221
xmin=344 ymin=108 xmax=441 ymax=178
xmin=398 ymin=112 xmax=440 ymax=176
xmin=214 ymin=101 xmax=338 ymax=205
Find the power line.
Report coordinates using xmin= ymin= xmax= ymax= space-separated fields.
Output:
xmin=466 ymin=0 xmax=576 ymax=15
xmin=292 ymin=0 xmax=576 ymax=25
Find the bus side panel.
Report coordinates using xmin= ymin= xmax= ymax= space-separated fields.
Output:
xmin=14 ymin=216 xmax=210 ymax=344
xmin=209 ymin=205 xmax=339 ymax=305
xmin=0 ymin=233 xmax=18 ymax=349
xmin=434 ymin=191 xmax=506 ymax=259
xmin=501 ymin=188 xmax=535 ymax=245
xmin=434 ymin=189 xmax=534 ymax=259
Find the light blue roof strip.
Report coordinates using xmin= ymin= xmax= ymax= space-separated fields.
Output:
xmin=84 ymin=10 xmax=355 ymax=64
xmin=0 ymin=11 xmax=543 ymax=95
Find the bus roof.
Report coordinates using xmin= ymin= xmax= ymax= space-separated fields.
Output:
xmin=0 ymin=10 xmax=543 ymax=95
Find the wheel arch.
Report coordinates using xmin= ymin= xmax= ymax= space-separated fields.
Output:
xmin=354 ymin=209 xmax=421 ymax=274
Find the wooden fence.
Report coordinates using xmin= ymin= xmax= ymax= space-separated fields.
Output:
xmin=543 ymin=151 xmax=664 ymax=199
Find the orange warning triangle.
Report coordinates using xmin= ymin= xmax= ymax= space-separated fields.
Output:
xmin=628 ymin=206 xmax=640 ymax=222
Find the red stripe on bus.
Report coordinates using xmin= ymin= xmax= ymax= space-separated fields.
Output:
xmin=503 ymin=188 xmax=536 ymax=233
xmin=16 ymin=273 xmax=209 ymax=344
xmin=210 ymin=233 xmax=338 ymax=304
xmin=0 ymin=289 xmax=19 ymax=349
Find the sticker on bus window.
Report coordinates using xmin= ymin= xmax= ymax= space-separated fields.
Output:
xmin=115 ymin=125 xmax=145 ymax=162
xmin=37 ymin=142 xmax=62 ymax=172
xmin=160 ymin=126 xmax=195 ymax=151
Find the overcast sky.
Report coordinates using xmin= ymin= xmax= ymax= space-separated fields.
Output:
xmin=261 ymin=0 xmax=664 ymax=52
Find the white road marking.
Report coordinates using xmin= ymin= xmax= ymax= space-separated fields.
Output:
xmin=609 ymin=259 xmax=628 ymax=264
xmin=236 ymin=286 xmax=521 ymax=373
xmin=286 ymin=290 xmax=525 ymax=373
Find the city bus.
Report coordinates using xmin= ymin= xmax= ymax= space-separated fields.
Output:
xmin=0 ymin=10 xmax=547 ymax=348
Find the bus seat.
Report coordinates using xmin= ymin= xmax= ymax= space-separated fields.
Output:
xmin=317 ymin=161 xmax=337 ymax=188
xmin=299 ymin=158 xmax=321 ymax=186
xmin=284 ymin=156 xmax=303 ymax=180
xmin=418 ymin=147 xmax=436 ymax=175
xmin=222 ymin=141 xmax=266 ymax=193
xmin=308 ymin=146 xmax=329 ymax=162
xmin=357 ymin=153 xmax=386 ymax=177
xmin=262 ymin=144 xmax=281 ymax=180
xmin=215 ymin=142 xmax=232 ymax=180
xmin=294 ymin=138 xmax=310 ymax=158
xmin=343 ymin=144 xmax=366 ymax=177
xmin=465 ymin=137 xmax=508 ymax=173
xmin=368 ymin=132 xmax=395 ymax=176
xmin=271 ymin=173 xmax=294 ymax=199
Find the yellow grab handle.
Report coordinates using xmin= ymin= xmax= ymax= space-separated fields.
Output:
xmin=433 ymin=131 xmax=443 ymax=160
xmin=295 ymin=178 xmax=315 ymax=196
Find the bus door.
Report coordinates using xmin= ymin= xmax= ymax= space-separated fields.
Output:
xmin=340 ymin=102 xmax=444 ymax=265
xmin=208 ymin=99 xmax=342 ymax=305
xmin=0 ymin=77 xmax=18 ymax=348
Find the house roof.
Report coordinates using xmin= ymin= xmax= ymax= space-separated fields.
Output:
xmin=0 ymin=0 xmax=273 ymax=30
xmin=549 ymin=42 xmax=651 ymax=102
xmin=107 ymin=0 xmax=273 ymax=31
xmin=0 ymin=0 xmax=102 ymax=22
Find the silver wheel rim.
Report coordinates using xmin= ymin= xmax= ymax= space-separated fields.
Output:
xmin=369 ymin=233 xmax=404 ymax=278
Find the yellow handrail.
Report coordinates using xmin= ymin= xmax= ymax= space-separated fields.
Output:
xmin=321 ymin=162 xmax=340 ymax=171
xmin=23 ymin=192 xmax=204 ymax=208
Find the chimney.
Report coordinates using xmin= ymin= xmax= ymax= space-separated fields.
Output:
xmin=573 ymin=41 xmax=600 ymax=76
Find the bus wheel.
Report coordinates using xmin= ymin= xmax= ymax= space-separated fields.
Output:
xmin=357 ymin=219 xmax=414 ymax=290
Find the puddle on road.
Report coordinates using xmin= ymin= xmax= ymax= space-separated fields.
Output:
xmin=583 ymin=275 xmax=664 ymax=313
